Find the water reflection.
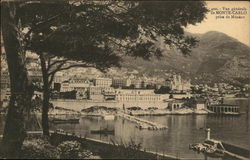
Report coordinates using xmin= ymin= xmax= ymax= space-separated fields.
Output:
xmin=0 ymin=99 xmax=249 ymax=159
xmin=51 ymin=99 xmax=249 ymax=159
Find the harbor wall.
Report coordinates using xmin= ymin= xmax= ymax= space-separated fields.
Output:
xmin=222 ymin=141 xmax=250 ymax=158
xmin=51 ymin=99 xmax=168 ymax=111
xmin=50 ymin=132 xmax=177 ymax=160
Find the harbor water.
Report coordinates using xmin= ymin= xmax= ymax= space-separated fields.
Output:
xmin=0 ymin=98 xmax=249 ymax=159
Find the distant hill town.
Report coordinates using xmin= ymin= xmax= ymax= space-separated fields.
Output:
xmin=120 ymin=31 xmax=250 ymax=86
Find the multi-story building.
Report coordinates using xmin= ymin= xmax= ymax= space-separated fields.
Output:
xmin=0 ymin=70 xmax=10 ymax=89
xmin=28 ymin=70 xmax=43 ymax=83
xmin=103 ymin=87 xmax=116 ymax=100
xmin=168 ymin=74 xmax=191 ymax=91
xmin=53 ymin=72 xmax=67 ymax=84
xmin=112 ymin=78 xmax=131 ymax=88
xmin=60 ymin=78 xmax=91 ymax=92
xmin=60 ymin=81 xmax=73 ymax=92
xmin=115 ymin=89 xmax=162 ymax=102
xmin=171 ymin=93 xmax=192 ymax=99
xmin=94 ymin=78 xmax=112 ymax=87
xmin=130 ymin=79 xmax=143 ymax=88
xmin=88 ymin=86 xmax=104 ymax=100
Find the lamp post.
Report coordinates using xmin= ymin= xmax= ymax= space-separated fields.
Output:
xmin=206 ymin=128 xmax=211 ymax=140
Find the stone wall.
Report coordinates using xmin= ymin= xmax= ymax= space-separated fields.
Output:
xmin=51 ymin=99 xmax=168 ymax=111
xmin=50 ymin=132 xmax=177 ymax=160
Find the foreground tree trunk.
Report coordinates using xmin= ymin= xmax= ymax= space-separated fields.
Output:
xmin=1 ymin=2 xmax=33 ymax=158
xmin=39 ymin=55 xmax=50 ymax=136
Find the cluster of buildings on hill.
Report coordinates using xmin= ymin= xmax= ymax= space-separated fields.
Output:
xmin=165 ymin=74 xmax=191 ymax=91
xmin=51 ymin=75 xmax=192 ymax=102
xmin=192 ymin=83 xmax=249 ymax=98
xmin=1 ymin=52 xmax=249 ymax=110
xmin=1 ymin=65 xmax=193 ymax=109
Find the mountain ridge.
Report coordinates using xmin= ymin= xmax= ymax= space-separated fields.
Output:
xmin=120 ymin=31 xmax=250 ymax=85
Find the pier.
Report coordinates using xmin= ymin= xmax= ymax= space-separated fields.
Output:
xmin=190 ymin=128 xmax=250 ymax=160
xmin=117 ymin=113 xmax=167 ymax=130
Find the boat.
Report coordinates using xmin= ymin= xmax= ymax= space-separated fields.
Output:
xmin=91 ymin=128 xmax=115 ymax=135
xmin=49 ymin=118 xmax=80 ymax=124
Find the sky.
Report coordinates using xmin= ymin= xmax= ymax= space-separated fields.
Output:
xmin=186 ymin=1 xmax=250 ymax=46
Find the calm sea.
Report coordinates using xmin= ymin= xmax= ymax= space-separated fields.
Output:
xmin=0 ymin=98 xmax=249 ymax=159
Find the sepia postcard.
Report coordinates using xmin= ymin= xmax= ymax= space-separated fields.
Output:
xmin=0 ymin=0 xmax=249 ymax=159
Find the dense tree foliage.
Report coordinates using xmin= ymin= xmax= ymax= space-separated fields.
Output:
xmin=24 ymin=1 xmax=208 ymax=63
xmin=155 ymin=86 xmax=171 ymax=94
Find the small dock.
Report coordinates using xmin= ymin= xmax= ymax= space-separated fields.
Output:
xmin=190 ymin=128 xmax=250 ymax=160
xmin=117 ymin=113 xmax=167 ymax=130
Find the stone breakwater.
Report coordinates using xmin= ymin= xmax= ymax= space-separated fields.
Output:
xmin=51 ymin=99 xmax=168 ymax=111
xmin=127 ymin=108 xmax=210 ymax=116
xmin=117 ymin=113 xmax=168 ymax=130
xmin=50 ymin=100 xmax=211 ymax=116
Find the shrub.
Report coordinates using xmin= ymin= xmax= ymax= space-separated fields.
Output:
xmin=57 ymin=141 xmax=92 ymax=159
xmin=21 ymin=138 xmax=59 ymax=159
xmin=127 ymin=139 xmax=142 ymax=150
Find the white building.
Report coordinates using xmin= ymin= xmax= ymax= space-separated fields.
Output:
xmin=0 ymin=70 xmax=10 ymax=89
xmin=130 ymin=79 xmax=143 ymax=88
xmin=88 ymin=86 xmax=104 ymax=100
xmin=115 ymin=89 xmax=162 ymax=102
xmin=60 ymin=82 xmax=73 ymax=92
xmin=168 ymin=99 xmax=185 ymax=111
xmin=94 ymin=78 xmax=112 ymax=87
xmin=171 ymin=93 xmax=192 ymax=99
xmin=169 ymin=74 xmax=191 ymax=91
xmin=194 ymin=99 xmax=207 ymax=110
xmin=60 ymin=78 xmax=91 ymax=92
xmin=112 ymin=78 xmax=131 ymax=88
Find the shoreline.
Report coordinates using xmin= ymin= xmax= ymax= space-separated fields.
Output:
xmin=224 ymin=97 xmax=250 ymax=100
xmin=80 ymin=108 xmax=211 ymax=117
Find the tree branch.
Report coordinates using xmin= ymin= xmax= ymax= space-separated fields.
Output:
xmin=47 ymin=59 xmax=68 ymax=72
xmin=48 ymin=62 xmax=65 ymax=76
xmin=47 ymin=63 xmax=95 ymax=86
xmin=107 ymin=37 xmax=130 ymax=50
xmin=57 ymin=64 xmax=95 ymax=72
xmin=27 ymin=13 xmax=62 ymax=35
xmin=48 ymin=71 xmax=56 ymax=87
xmin=48 ymin=63 xmax=94 ymax=76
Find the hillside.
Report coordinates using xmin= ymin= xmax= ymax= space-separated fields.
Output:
xmin=120 ymin=31 xmax=250 ymax=85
